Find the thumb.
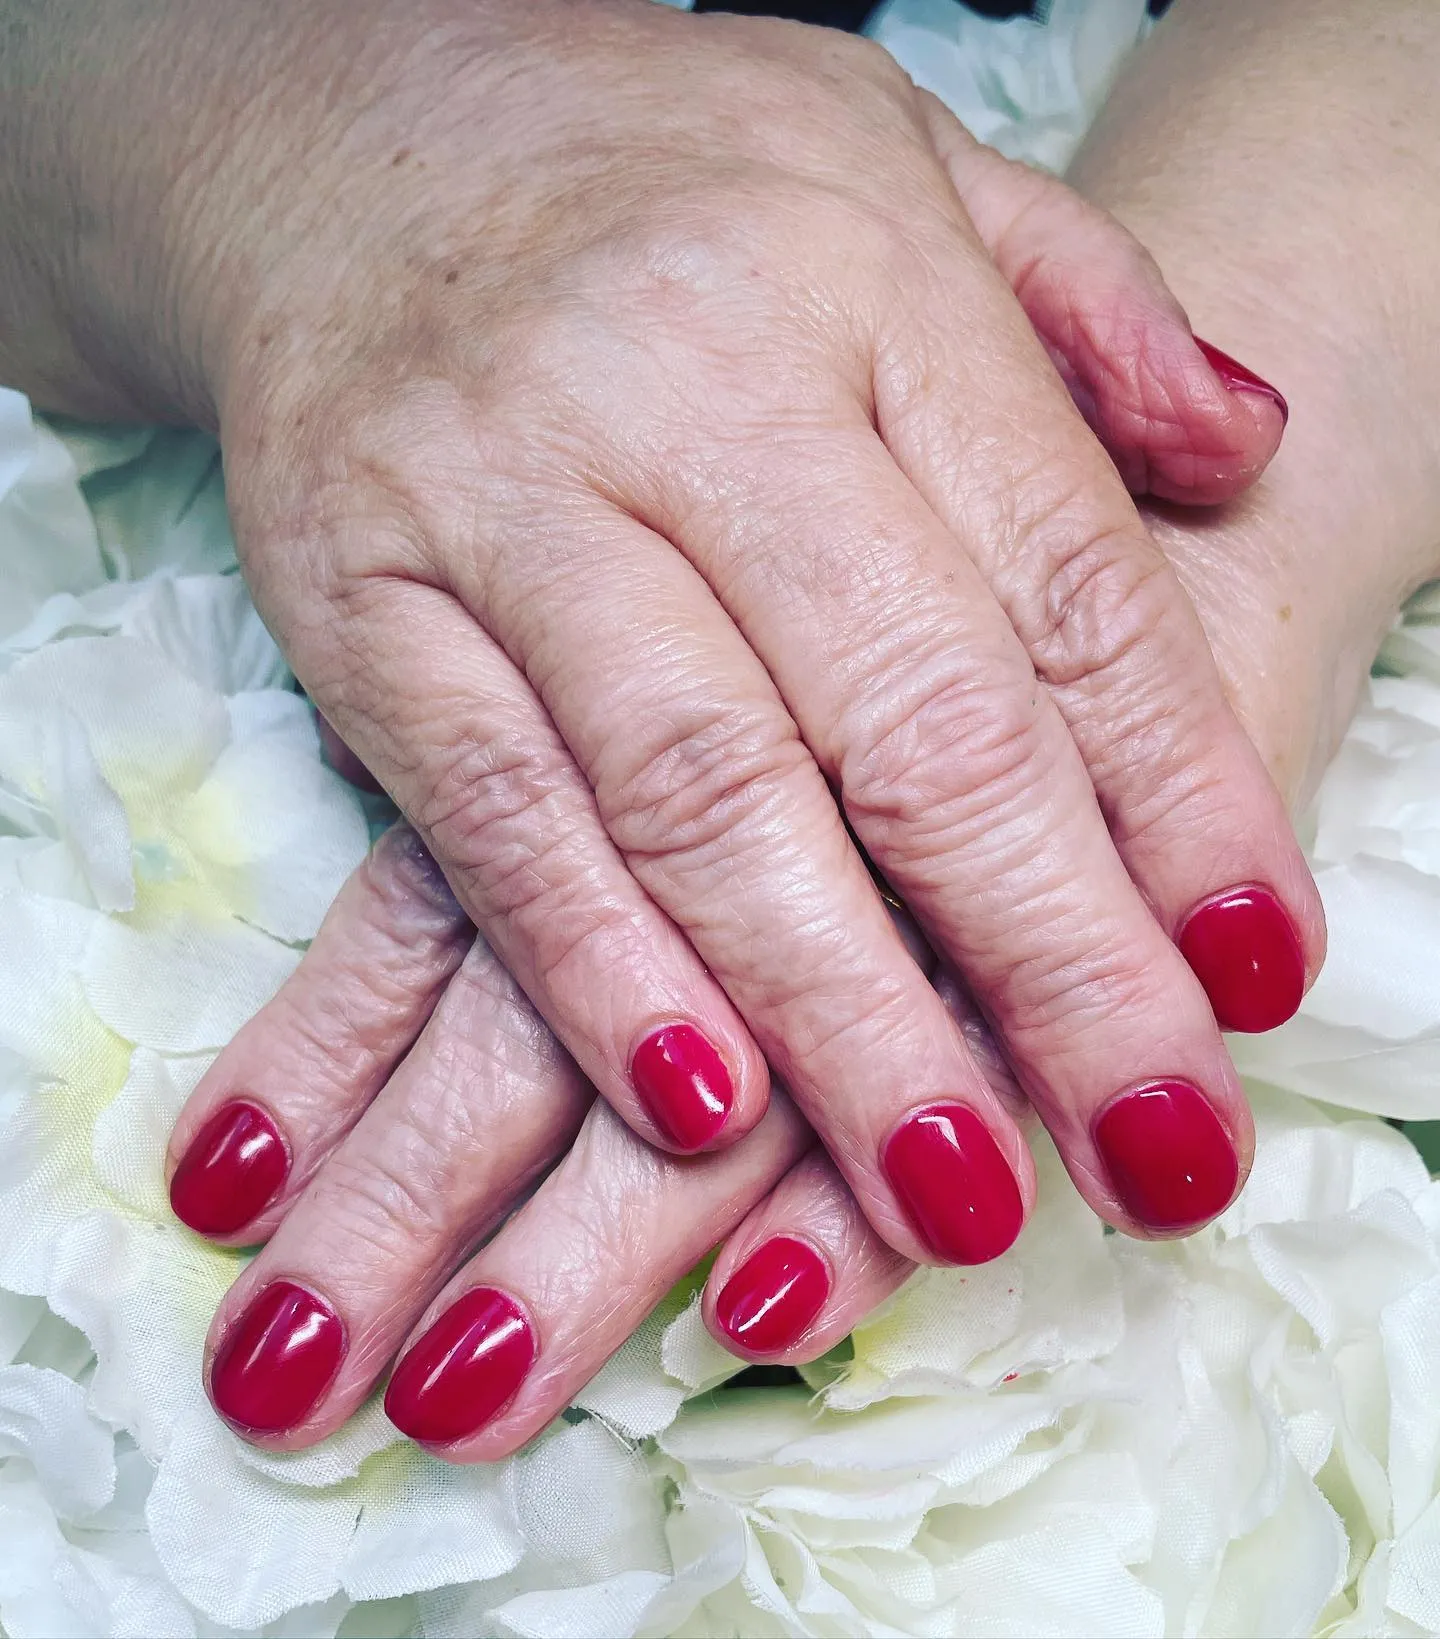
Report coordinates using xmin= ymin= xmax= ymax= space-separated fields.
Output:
xmin=921 ymin=92 xmax=1287 ymax=505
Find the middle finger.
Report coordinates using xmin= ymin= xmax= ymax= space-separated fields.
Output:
xmin=464 ymin=429 xmax=1246 ymax=1247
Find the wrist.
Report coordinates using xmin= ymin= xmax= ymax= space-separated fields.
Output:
xmin=1065 ymin=0 xmax=1440 ymax=802
xmin=0 ymin=0 xmax=596 ymax=426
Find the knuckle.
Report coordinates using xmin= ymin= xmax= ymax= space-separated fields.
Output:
xmin=1001 ymin=930 xmax=1165 ymax=1047
xmin=1016 ymin=516 xmax=1177 ymax=692
xmin=523 ymin=895 xmax=648 ymax=1009
xmin=840 ymin=659 xmax=1050 ymax=840
xmin=436 ymin=938 xmax=579 ymax=1092
xmin=415 ymin=728 xmax=577 ymax=900
xmin=359 ymin=824 xmax=468 ymax=935
xmin=598 ymin=705 xmax=810 ymax=867
xmin=1106 ymin=755 xmax=1241 ymax=865
xmin=310 ymin=1128 xmax=458 ymax=1259
xmin=263 ymin=982 xmax=404 ymax=1103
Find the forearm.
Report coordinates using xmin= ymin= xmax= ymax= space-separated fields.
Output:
xmin=0 ymin=0 xmax=590 ymax=425
xmin=1073 ymin=0 xmax=1440 ymax=434
xmin=1069 ymin=0 xmax=1440 ymax=799
xmin=0 ymin=0 xmax=241 ymax=421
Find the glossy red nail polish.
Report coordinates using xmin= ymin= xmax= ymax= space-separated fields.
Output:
xmin=882 ymin=1104 xmax=1024 ymax=1264
xmin=1094 ymin=1080 xmax=1239 ymax=1231
xmin=1178 ymin=884 xmax=1306 ymax=1034
xmin=210 ymin=1282 xmax=344 ymax=1435
xmin=631 ymin=1024 xmax=733 ymax=1150
xmin=170 ymin=1100 xmax=289 ymax=1237
xmin=384 ymin=1287 xmax=535 ymax=1447
xmin=1195 ymin=337 xmax=1289 ymax=426
xmin=715 ymin=1236 xmax=830 ymax=1355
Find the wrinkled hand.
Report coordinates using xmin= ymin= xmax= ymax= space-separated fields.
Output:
xmin=138 ymin=0 xmax=1439 ymax=1462
xmin=169 ymin=463 xmax=1358 ymax=1459
xmin=181 ymin=1 xmax=1315 ymax=1280
xmin=168 ymin=343 xmax=1415 ymax=1454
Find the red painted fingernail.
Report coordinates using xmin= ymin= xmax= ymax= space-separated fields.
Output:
xmin=882 ymin=1103 xmax=1024 ymax=1264
xmin=170 ymin=1100 xmax=289 ymax=1237
xmin=1195 ymin=337 xmax=1289 ymax=426
xmin=1094 ymin=1080 xmax=1239 ymax=1231
xmin=210 ymin=1282 xmax=344 ymax=1436
xmin=631 ymin=1024 xmax=734 ymax=1150
xmin=1178 ymin=884 xmax=1306 ymax=1034
xmin=384 ymin=1287 xmax=535 ymax=1447
xmin=715 ymin=1236 xmax=830 ymax=1355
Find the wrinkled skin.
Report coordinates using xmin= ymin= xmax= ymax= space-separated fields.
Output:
xmin=194 ymin=3 xmax=1319 ymax=1271
xmin=2 ymin=0 xmax=1437 ymax=1459
xmin=156 ymin=4 xmax=1440 ymax=1458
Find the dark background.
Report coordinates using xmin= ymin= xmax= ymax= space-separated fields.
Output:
xmin=692 ymin=1 xmax=1036 ymax=23
xmin=691 ymin=1 xmax=1170 ymax=26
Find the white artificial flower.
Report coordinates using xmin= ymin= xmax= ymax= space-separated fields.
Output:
xmin=1232 ymin=656 xmax=1440 ymax=1123
xmin=865 ymin=0 xmax=1152 ymax=174
xmin=5 ymin=5 xmax=1440 ymax=1634
xmin=655 ymin=1099 xmax=1430 ymax=1639
xmin=400 ymin=1095 xmax=1440 ymax=1639
xmin=0 ymin=390 xmax=107 ymax=644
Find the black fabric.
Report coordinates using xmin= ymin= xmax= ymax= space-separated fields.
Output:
xmin=689 ymin=1 xmax=1038 ymax=23
xmin=691 ymin=1 xmax=1174 ymax=25
xmin=691 ymin=0 xmax=880 ymax=24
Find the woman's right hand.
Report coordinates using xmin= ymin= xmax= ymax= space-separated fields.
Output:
xmin=166 ymin=344 xmax=1438 ymax=1457
xmin=12 ymin=0 xmax=1321 ymax=1271
xmin=162 ymin=0 xmax=1440 ymax=1459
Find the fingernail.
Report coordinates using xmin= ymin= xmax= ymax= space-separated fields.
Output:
xmin=715 ymin=1236 xmax=830 ymax=1355
xmin=631 ymin=1023 xmax=734 ymax=1150
xmin=210 ymin=1281 xmax=344 ymax=1436
xmin=1094 ymin=1080 xmax=1239 ymax=1231
xmin=170 ymin=1100 xmax=289 ymax=1237
xmin=384 ymin=1287 xmax=535 ymax=1447
xmin=1177 ymin=884 xmax=1305 ymax=1033
xmin=1195 ymin=337 xmax=1289 ymax=426
xmin=882 ymin=1103 xmax=1024 ymax=1264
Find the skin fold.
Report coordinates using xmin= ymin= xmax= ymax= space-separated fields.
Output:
xmin=167 ymin=0 xmax=1440 ymax=1459
xmin=2 ymin=0 xmax=1322 ymax=1281
xmin=3 ymin=0 xmax=1437 ymax=1455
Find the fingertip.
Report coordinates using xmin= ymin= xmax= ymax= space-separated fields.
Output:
xmin=1194 ymin=337 xmax=1289 ymax=428
xmin=1176 ymin=882 xmax=1309 ymax=1035
xmin=629 ymin=1021 xmax=768 ymax=1153
xmin=706 ymin=1232 xmax=833 ymax=1361
xmin=168 ymin=1098 xmax=291 ymax=1240
xmin=1090 ymin=1079 xmax=1248 ymax=1238
xmin=1062 ymin=315 xmax=1286 ymax=506
xmin=880 ymin=1102 xmax=1029 ymax=1267
xmin=1124 ymin=332 xmax=1288 ymax=506
xmin=384 ymin=1285 xmax=536 ymax=1450
xmin=206 ymin=1279 xmax=346 ymax=1446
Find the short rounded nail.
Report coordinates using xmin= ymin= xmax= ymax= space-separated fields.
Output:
xmin=1093 ymin=1080 xmax=1239 ymax=1231
xmin=882 ymin=1103 xmax=1024 ymax=1264
xmin=210 ymin=1281 xmax=344 ymax=1436
xmin=1177 ymin=884 xmax=1306 ymax=1034
xmin=384 ymin=1287 xmax=535 ymax=1447
xmin=1194 ymin=336 xmax=1289 ymax=426
xmin=715 ymin=1236 xmax=830 ymax=1355
xmin=170 ymin=1100 xmax=289 ymax=1237
xmin=631 ymin=1023 xmax=734 ymax=1149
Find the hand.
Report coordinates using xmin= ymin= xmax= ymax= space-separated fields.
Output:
xmin=167 ymin=358 xmax=1429 ymax=1455
xmin=32 ymin=0 xmax=1316 ymax=1275
xmin=157 ymin=0 xmax=1440 ymax=1460
xmin=167 ymin=818 xmax=957 ymax=1453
